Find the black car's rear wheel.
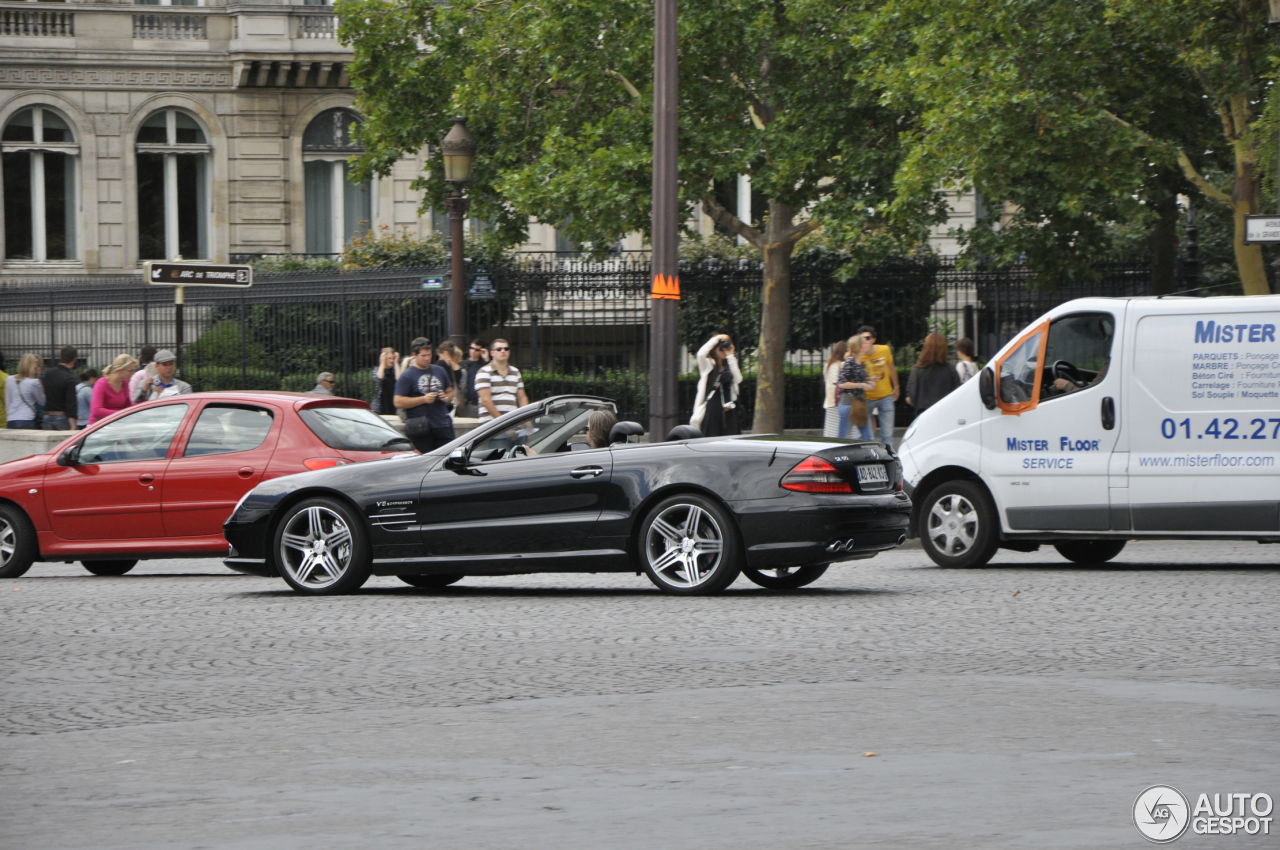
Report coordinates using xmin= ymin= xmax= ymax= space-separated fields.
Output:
xmin=0 ymin=505 xmax=36 ymax=579
xmin=82 ymin=560 xmax=137 ymax=576
xmin=742 ymin=563 xmax=829 ymax=590
xmin=398 ymin=573 xmax=464 ymax=589
xmin=275 ymin=498 xmax=371 ymax=595
xmin=1053 ymin=540 xmax=1126 ymax=564
xmin=638 ymin=494 xmax=741 ymax=595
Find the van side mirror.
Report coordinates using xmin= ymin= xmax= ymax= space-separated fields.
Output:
xmin=57 ymin=444 xmax=81 ymax=467
xmin=443 ymin=448 xmax=468 ymax=471
xmin=978 ymin=368 xmax=997 ymax=410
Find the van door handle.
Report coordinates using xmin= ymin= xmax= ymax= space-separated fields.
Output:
xmin=569 ymin=466 xmax=604 ymax=479
xmin=1101 ymin=396 xmax=1115 ymax=431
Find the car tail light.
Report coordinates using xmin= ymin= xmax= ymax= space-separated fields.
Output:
xmin=780 ymin=456 xmax=853 ymax=494
xmin=303 ymin=458 xmax=351 ymax=471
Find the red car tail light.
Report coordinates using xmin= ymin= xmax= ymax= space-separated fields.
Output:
xmin=780 ymin=456 xmax=853 ymax=494
xmin=303 ymin=458 xmax=351 ymax=471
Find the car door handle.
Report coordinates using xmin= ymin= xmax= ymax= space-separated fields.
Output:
xmin=238 ymin=466 xmax=254 ymax=478
xmin=138 ymin=473 xmax=154 ymax=484
xmin=569 ymin=466 xmax=604 ymax=479
xmin=1101 ymin=396 xmax=1115 ymax=431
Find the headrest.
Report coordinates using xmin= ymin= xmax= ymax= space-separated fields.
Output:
xmin=667 ymin=425 xmax=702 ymax=441
xmin=609 ymin=421 xmax=645 ymax=445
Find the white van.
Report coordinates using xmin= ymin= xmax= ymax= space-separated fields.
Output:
xmin=897 ymin=295 xmax=1280 ymax=566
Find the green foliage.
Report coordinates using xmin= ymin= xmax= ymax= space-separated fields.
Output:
xmin=341 ymin=228 xmax=449 ymax=269
xmin=250 ymin=255 xmax=341 ymax=273
xmin=678 ymin=255 xmax=939 ymax=356
xmin=187 ymin=320 xmax=270 ymax=370
xmin=183 ymin=367 xmax=282 ymax=393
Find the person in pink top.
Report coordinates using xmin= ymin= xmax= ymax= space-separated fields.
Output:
xmin=89 ymin=354 xmax=139 ymax=425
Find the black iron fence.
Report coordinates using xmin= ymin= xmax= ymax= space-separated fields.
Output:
xmin=0 ymin=255 xmax=1150 ymax=430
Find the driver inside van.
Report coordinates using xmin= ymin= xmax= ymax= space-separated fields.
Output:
xmin=1047 ymin=360 xmax=1109 ymax=397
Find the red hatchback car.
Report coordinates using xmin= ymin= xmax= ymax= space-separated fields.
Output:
xmin=0 ymin=392 xmax=413 ymax=578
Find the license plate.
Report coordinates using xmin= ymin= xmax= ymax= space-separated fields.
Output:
xmin=856 ymin=464 xmax=889 ymax=485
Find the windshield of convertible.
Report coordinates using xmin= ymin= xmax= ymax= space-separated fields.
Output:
xmin=299 ymin=405 xmax=412 ymax=452
xmin=470 ymin=400 xmax=617 ymax=461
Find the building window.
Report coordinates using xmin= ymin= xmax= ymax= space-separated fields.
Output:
xmin=302 ymin=108 xmax=371 ymax=255
xmin=1 ymin=106 xmax=79 ymax=262
xmin=134 ymin=0 xmax=200 ymax=6
xmin=136 ymin=108 xmax=210 ymax=260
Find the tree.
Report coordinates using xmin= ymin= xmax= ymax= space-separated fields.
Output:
xmin=338 ymin=0 xmax=939 ymax=432
xmin=868 ymin=0 xmax=1275 ymax=295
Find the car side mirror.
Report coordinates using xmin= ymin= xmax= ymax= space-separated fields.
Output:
xmin=978 ymin=368 xmax=997 ymax=410
xmin=443 ymin=448 xmax=468 ymax=471
xmin=57 ymin=444 xmax=81 ymax=467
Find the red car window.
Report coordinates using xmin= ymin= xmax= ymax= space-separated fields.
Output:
xmin=77 ymin=404 xmax=190 ymax=464
xmin=183 ymin=405 xmax=275 ymax=457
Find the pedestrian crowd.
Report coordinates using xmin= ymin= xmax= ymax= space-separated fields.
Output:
xmin=822 ymin=328 xmax=979 ymax=442
xmin=1 ymin=344 xmax=194 ymax=432
xmin=0 ymin=326 xmax=979 ymax=450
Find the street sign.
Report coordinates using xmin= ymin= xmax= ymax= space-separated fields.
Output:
xmin=1244 ymin=215 xmax=1280 ymax=245
xmin=422 ymin=276 xmax=445 ymax=290
xmin=145 ymin=262 xmax=252 ymax=287
xmin=469 ymin=268 xmax=496 ymax=299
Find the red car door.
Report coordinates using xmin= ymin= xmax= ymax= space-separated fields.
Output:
xmin=42 ymin=403 xmax=192 ymax=540
xmin=161 ymin=401 xmax=282 ymax=538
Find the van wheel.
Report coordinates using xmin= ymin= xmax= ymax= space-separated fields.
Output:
xmin=919 ymin=480 xmax=999 ymax=569
xmin=1053 ymin=540 xmax=1126 ymax=564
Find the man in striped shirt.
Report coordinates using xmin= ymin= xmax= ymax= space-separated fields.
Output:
xmin=475 ymin=338 xmax=530 ymax=421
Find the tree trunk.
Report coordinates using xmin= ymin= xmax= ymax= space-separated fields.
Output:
xmin=753 ymin=200 xmax=794 ymax=434
xmin=1232 ymin=139 xmax=1271 ymax=296
xmin=1147 ymin=184 xmax=1178 ymax=296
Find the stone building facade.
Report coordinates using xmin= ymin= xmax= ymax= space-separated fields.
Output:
xmin=0 ymin=0 xmax=578 ymax=285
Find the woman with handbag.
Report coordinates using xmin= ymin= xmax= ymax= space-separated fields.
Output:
xmin=836 ymin=335 xmax=876 ymax=440
xmin=6 ymin=353 xmax=45 ymax=429
xmin=690 ymin=333 xmax=743 ymax=437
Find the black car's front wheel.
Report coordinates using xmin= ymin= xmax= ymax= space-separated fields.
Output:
xmin=274 ymin=498 xmax=371 ymax=595
xmin=82 ymin=560 xmax=138 ymax=576
xmin=742 ymin=564 xmax=829 ymax=590
xmin=638 ymin=494 xmax=742 ymax=595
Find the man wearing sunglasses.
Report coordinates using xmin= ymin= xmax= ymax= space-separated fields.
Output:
xmin=475 ymin=338 xmax=529 ymax=422
xmin=460 ymin=338 xmax=489 ymax=418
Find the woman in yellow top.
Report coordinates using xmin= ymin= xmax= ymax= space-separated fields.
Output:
xmin=856 ymin=325 xmax=900 ymax=445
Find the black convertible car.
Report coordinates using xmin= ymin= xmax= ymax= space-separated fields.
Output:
xmin=223 ymin=395 xmax=910 ymax=595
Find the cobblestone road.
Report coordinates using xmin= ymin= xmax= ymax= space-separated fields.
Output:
xmin=2 ymin=541 xmax=1278 ymax=848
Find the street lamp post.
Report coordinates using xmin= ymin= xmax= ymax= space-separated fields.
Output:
xmin=441 ymin=117 xmax=477 ymax=349
xmin=649 ymin=0 xmax=680 ymax=441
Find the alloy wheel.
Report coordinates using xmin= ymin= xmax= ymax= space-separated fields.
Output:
xmin=645 ymin=503 xmax=724 ymax=589
xmin=279 ymin=505 xmax=354 ymax=590
xmin=0 ymin=519 xmax=14 ymax=570
xmin=928 ymin=494 xmax=978 ymax=557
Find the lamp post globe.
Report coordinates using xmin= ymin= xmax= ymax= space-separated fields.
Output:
xmin=441 ymin=117 xmax=476 ymax=348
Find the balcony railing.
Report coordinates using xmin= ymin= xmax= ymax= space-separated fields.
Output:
xmin=298 ymin=14 xmax=337 ymax=38
xmin=133 ymin=13 xmax=206 ymax=40
xmin=0 ymin=9 xmax=74 ymax=37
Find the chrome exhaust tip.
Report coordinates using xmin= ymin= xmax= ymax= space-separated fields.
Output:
xmin=896 ymin=534 xmax=906 ymax=545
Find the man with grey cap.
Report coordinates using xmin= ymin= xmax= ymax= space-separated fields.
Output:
xmin=311 ymin=372 xmax=336 ymax=395
xmin=142 ymin=349 xmax=192 ymax=399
